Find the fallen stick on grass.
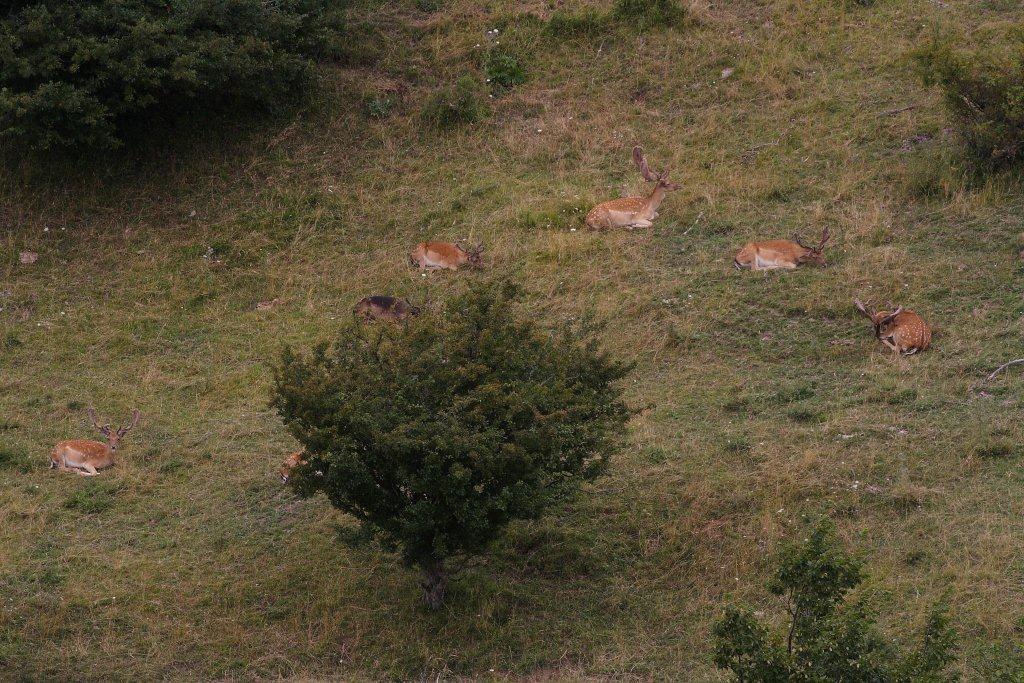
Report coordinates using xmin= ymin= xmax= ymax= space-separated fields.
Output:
xmin=987 ymin=359 xmax=1024 ymax=381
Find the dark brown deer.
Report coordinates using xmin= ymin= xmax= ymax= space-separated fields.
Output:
xmin=353 ymin=296 xmax=421 ymax=322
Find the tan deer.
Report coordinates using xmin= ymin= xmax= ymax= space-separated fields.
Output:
xmin=409 ymin=242 xmax=484 ymax=271
xmin=853 ymin=299 xmax=932 ymax=355
xmin=586 ymin=146 xmax=681 ymax=231
xmin=353 ymin=296 xmax=421 ymax=322
xmin=734 ymin=228 xmax=832 ymax=271
xmin=50 ymin=408 xmax=140 ymax=476
xmin=279 ymin=451 xmax=307 ymax=483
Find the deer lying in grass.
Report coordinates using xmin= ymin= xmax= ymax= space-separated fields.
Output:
xmin=409 ymin=242 xmax=484 ymax=271
xmin=50 ymin=408 xmax=140 ymax=476
xmin=586 ymin=146 xmax=681 ymax=231
xmin=280 ymin=451 xmax=307 ymax=483
xmin=353 ymin=296 xmax=421 ymax=322
xmin=734 ymin=228 xmax=831 ymax=271
xmin=853 ymin=299 xmax=931 ymax=355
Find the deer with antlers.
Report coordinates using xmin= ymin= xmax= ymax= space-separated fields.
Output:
xmin=585 ymin=146 xmax=682 ymax=231
xmin=50 ymin=408 xmax=140 ymax=476
xmin=734 ymin=228 xmax=832 ymax=271
xmin=853 ymin=300 xmax=931 ymax=355
xmin=409 ymin=242 xmax=484 ymax=271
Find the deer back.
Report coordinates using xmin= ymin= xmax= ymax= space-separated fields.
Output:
xmin=280 ymin=451 xmax=307 ymax=483
xmin=737 ymin=239 xmax=807 ymax=267
xmin=54 ymin=439 xmax=115 ymax=469
xmin=413 ymin=242 xmax=466 ymax=268
xmin=882 ymin=310 xmax=932 ymax=351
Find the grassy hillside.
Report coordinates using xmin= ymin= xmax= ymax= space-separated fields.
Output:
xmin=2 ymin=0 xmax=1023 ymax=679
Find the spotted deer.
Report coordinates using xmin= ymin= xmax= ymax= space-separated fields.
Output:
xmin=279 ymin=451 xmax=307 ymax=483
xmin=734 ymin=228 xmax=832 ymax=271
xmin=50 ymin=408 xmax=140 ymax=476
xmin=853 ymin=299 xmax=932 ymax=355
xmin=353 ymin=296 xmax=421 ymax=322
xmin=585 ymin=146 xmax=681 ymax=231
xmin=409 ymin=242 xmax=484 ymax=271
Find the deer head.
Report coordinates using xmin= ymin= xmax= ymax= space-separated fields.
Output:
xmin=794 ymin=227 xmax=831 ymax=267
xmin=853 ymin=299 xmax=903 ymax=338
xmin=633 ymin=146 xmax=682 ymax=191
xmin=88 ymin=408 xmax=140 ymax=452
xmin=457 ymin=242 xmax=485 ymax=268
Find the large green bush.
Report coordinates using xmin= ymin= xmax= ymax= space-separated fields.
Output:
xmin=916 ymin=31 xmax=1024 ymax=170
xmin=0 ymin=0 xmax=343 ymax=151
xmin=713 ymin=520 xmax=957 ymax=682
xmin=272 ymin=282 xmax=631 ymax=608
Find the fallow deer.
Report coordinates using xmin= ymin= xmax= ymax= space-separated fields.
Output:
xmin=734 ymin=228 xmax=832 ymax=271
xmin=353 ymin=296 xmax=421 ymax=322
xmin=409 ymin=242 xmax=484 ymax=271
xmin=50 ymin=408 xmax=140 ymax=476
xmin=280 ymin=451 xmax=307 ymax=483
xmin=853 ymin=299 xmax=931 ymax=355
xmin=585 ymin=146 xmax=681 ymax=231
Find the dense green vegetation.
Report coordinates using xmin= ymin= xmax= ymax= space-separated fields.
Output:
xmin=916 ymin=28 xmax=1024 ymax=171
xmin=2 ymin=0 xmax=1023 ymax=679
xmin=713 ymin=520 xmax=956 ymax=681
xmin=272 ymin=282 xmax=630 ymax=608
xmin=0 ymin=0 xmax=342 ymax=150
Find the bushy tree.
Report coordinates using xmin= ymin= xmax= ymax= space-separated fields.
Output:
xmin=0 ymin=0 xmax=344 ymax=151
xmin=916 ymin=30 xmax=1024 ymax=170
xmin=713 ymin=520 xmax=957 ymax=682
xmin=271 ymin=282 xmax=632 ymax=608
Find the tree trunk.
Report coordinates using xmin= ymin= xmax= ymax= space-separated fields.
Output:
xmin=421 ymin=560 xmax=447 ymax=609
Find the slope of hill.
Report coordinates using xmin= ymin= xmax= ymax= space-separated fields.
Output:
xmin=2 ymin=0 xmax=1023 ymax=679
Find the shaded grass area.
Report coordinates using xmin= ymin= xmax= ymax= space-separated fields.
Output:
xmin=2 ymin=0 xmax=1024 ymax=679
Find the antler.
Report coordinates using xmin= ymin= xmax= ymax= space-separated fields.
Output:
xmin=88 ymin=407 xmax=111 ymax=434
xmin=818 ymin=226 xmax=832 ymax=249
xmin=852 ymin=298 xmax=874 ymax=320
xmin=877 ymin=307 xmax=903 ymax=327
xmin=793 ymin=234 xmax=814 ymax=250
xmin=118 ymin=409 xmax=141 ymax=436
xmin=633 ymin=146 xmax=658 ymax=182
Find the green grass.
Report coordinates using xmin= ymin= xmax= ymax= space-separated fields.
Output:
xmin=2 ymin=0 xmax=1024 ymax=679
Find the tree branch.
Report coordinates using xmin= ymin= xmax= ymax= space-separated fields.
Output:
xmin=987 ymin=358 xmax=1024 ymax=381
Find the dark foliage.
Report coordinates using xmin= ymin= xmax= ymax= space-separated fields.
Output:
xmin=916 ymin=31 xmax=1024 ymax=171
xmin=713 ymin=520 xmax=957 ymax=682
xmin=0 ymin=0 xmax=344 ymax=151
xmin=272 ymin=281 xmax=632 ymax=607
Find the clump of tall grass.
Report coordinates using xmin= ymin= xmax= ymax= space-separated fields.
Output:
xmin=613 ymin=0 xmax=689 ymax=30
xmin=422 ymin=76 xmax=487 ymax=128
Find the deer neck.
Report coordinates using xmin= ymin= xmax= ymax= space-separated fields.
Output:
xmin=639 ymin=185 xmax=667 ymax=218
